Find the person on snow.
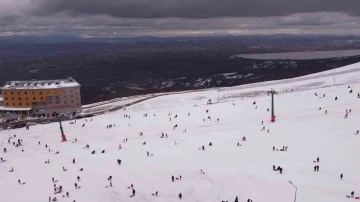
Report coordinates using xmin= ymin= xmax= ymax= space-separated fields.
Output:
xmin=18 ymin=179 xmax=21 ymax=185
xmin=247 ymin=199 xmax=253 ymax=202
xmin=273 ymin=165 xmax=276 ymax=171
xmin=117 ymin=159 xmax=121 ymax=165
xmin=3 ymin=148 xmax=7 ymax=153
xmin=10 ymin=167 xmax=13 ymax=172
xmin=279 ymin=167 xmax=283 ymax=174
xmin=73 ymin=158 xmax=75 ymax=164
xmin=45 ymin=144 xmax=48 ymax=148
xmin=147 ymin=151 xmax=150 ymax=157
xmin=340 ymin=173 xmax=343 ymax=180
xmin=316 ymin=165 xmax=319 ymax=171
xmin=101 ymin=150 xmax=105 ymax=153
xmin=325 ymin=110 xmax=328 ymax=114
xmin=317 ymin=157 xmax=319 ymax=163
xmin=52 ymin=197 xmax=57 ymax=202
xmin=132 ymin=189 xmax=136 ymax=196
xmin=49 ymin=196 xmax=51 ymax=202
xmin=108 ymin=176 xmax=112 ymax=181
xmin=235 ymin=196 xmax=239 ymax=202
xmin=355 ymin=130 xmax=359 ymax=135
xmin=172 ymin=176 xmax=175 ymax=182
xmin=63 ymin=166 xmax=66 ymax=171
xmin=209 ymin=142 xmax=212 ymax=146
xmin=66 ymin=192 xmax=69 ymax=197
xmin=237 ymin=142 xmax=240 ymax=146
xmin=77 ymin=176 xmax=80 ymax=182
xmin=143 ymin=141 xmax=146 ymax=145
xmin=242 ymin=137 xmax=246 ymax=141
xmin=75 ymin=183 xmax=78 ymax=189
xmin=155 ymin=191 xmax=158 ymax=196
xmin=166 ymin=134 xmax=168 ymax=138
xmin=119 ymin=144 xmax=122 ymax=149
xmin=110 ymin=181 xmax=113 ymax=187
xmin=314 ymin=165 xmax=317 ymax=172
xmin=179 ymin=193 xmax=182 ymax=200
xmin=351 ymin=191 xmax=354 ymax=198
xmin=202 ymin=146 xmax=205 ymax=151
xmin=180 ymin=175 xmax=182 ymax=180
xmin=79 ymin=168 xmax=84 ymax=171
xmin=39 ymin=141 xmax=41 ymax=145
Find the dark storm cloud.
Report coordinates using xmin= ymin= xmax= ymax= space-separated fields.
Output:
xmin=31 ymin=0 xmax=360 ymax=18
xmin=1 ymin=0 xmax=360 ymax=36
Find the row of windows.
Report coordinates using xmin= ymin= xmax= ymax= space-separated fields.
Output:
xmin=4 ymin=91 xmax=59 ymax=96
xmin=5 ymin=102 xmax=80 ymax=106
xmin=5 ymin=97 xmax=45 ymax=101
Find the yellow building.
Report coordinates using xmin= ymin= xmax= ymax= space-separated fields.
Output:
xmin=0 ymin=77 xmax=81 ymax=118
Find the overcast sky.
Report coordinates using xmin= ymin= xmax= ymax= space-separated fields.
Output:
xmin=0 ymin=0 xmax=360 ymax=37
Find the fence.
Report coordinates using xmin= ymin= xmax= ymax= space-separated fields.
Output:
xmin=218 ymin=67 xmax=360 ymax=92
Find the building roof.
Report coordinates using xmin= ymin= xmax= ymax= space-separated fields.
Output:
xmin=1 ymin=77 xmax=80 ymax=90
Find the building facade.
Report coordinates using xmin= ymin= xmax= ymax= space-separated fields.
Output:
xmin=0 ymin=77 xmax=81 ymax=117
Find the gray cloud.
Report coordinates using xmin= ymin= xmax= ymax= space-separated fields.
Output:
xmin=31 ymin=0 xmax=360 ymax=18
xmin=0 ymin=0 xmax=360 ymax=37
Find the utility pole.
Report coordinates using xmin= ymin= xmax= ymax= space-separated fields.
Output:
xmin=268 ymin=89 xmax=277 ymax=122
xmin=288 ymin=181 xmax=297 ymax=202
xmin=59 ymin=121 xmax=67 ymax=142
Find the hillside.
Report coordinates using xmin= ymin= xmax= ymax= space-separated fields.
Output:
xmin=0 ymin=64 xmax=359 ymax=202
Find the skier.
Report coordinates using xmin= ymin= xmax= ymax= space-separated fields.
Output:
xmin=155 ymin=191 xmax=158 ymax=196
xmin=18 ymin=179 xmax=21 ymax=185
xmin=202 ymin=146 xmax=205 ymax=151
xmin=101 ymin=150 xmax=105 ymax=153
xmin=351 ymin=191 xmax=354 ymax=198
xmin=314 ymin=165 xmax=317 ymax=172
xmin=77 ymin=176 xmax=80 ymax=181
xmin=179 ymin=193 xmax=182 ymax=200
xmin=49 ymin=196 xmax=51 ymax=202
xmin=335 ymin=97 xmax=338 ymax=101
xmin=66 ymin=192 xmax=69 ymax=197
xmin=117 ymin=159 xmax=121 ymax=165
xmin=75 ymin=183 xmax=78 ymax=189
xmin=172 ymin=176 xmax=175 ymax=182
xmin=235 ymin=196 xmax=239 ymax=202
xmin=325 ymin=110 xmax=327 ymax=114
xmin=316 ymin=165 xmax=319 ymax=171
xmin=132 ymin=189 xmax=136 ymax=196
xmin=317 ymin=157 xmax=319 ymax=163
xmin=147 ymin=151 xmax=150 ymax=157
xmin=340 ymin=173 xmax=343 ymax=180
xmin=119 ymin=144 xmax=122 ymax=149
xmin=209 ymin=142 xmax=212 ymax=146
xmin=73 ymin=158 xmax=75 ymax=164
xmin=355 ymin=130 xmax=359 ymax=135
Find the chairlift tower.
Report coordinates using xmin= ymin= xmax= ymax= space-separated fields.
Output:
xmin=268 ymin=89 xmax=277 ymax=122
xmin=59 ymin=121 xmax=67 ymax=142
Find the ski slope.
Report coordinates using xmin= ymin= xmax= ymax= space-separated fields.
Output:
xmin=0 ymin=64 xmax=360 ymax=202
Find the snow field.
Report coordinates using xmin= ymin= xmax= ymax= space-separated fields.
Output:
xmin=0 ymin=66 xmax=360 ymax=202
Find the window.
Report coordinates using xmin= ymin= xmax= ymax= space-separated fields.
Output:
xmin=18 ymin=97 xmax=21 ymax=100
xmin=6 ymin=102 xmax=9 ymax=105
xmin=32 ymin=92 xmax=35 ymax=95
xmin=55 ymin=96 xmax=59 ymax=100
xmin=40 ymin=97 xmax=44 ymax=100
xmin=19 ymin=103 xmax=22 ymax=106
xmin=11 ymin=92 xmax=14 ymax=95
xmin=47 ymin=91 xmax=50 ymax=94
xmin=33 ymin=97 xmax=36 ymax=101
xmin=25 ymin=92 xmax=27 ymax=95
xmin=48 ymin=101 xmax=52 ymax=104
xmin=17 ymin=92 xmax=20 ymax=95
xmin=12 ymin=103 xmax=15 ymax=106
xmin=12 ymin=97 xmax=14 ymax=100
xmin=77 ymin=103 xmax=80 ymax=106
xmin=5 ymin=97 xmax=8 ymax=100
xmin=71 ymin=100 xmax=74 ymax=103
xmin=56 ymin=101 xmax=60 ymax=104
xmin=25 ymin=97 xmax=29 ymax=100
xmin=26 ymin=103 xmax=30 ymax=106
xmin=47 ymin=96 xmax=52 ymax=100
xmin=64 ymin=101 xmax=67 ymax=104
xmin=39 ymin=92 xmax=43 ymax=95
xmin=4 ymin=92 xmax=7 ymax=95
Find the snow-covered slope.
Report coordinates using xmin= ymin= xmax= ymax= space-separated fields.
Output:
xmin=0 ymin=64 xmax=359 ymax=202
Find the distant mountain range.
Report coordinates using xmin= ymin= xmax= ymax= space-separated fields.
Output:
xmin=1 ymin=34 xmax=360 ymax=44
